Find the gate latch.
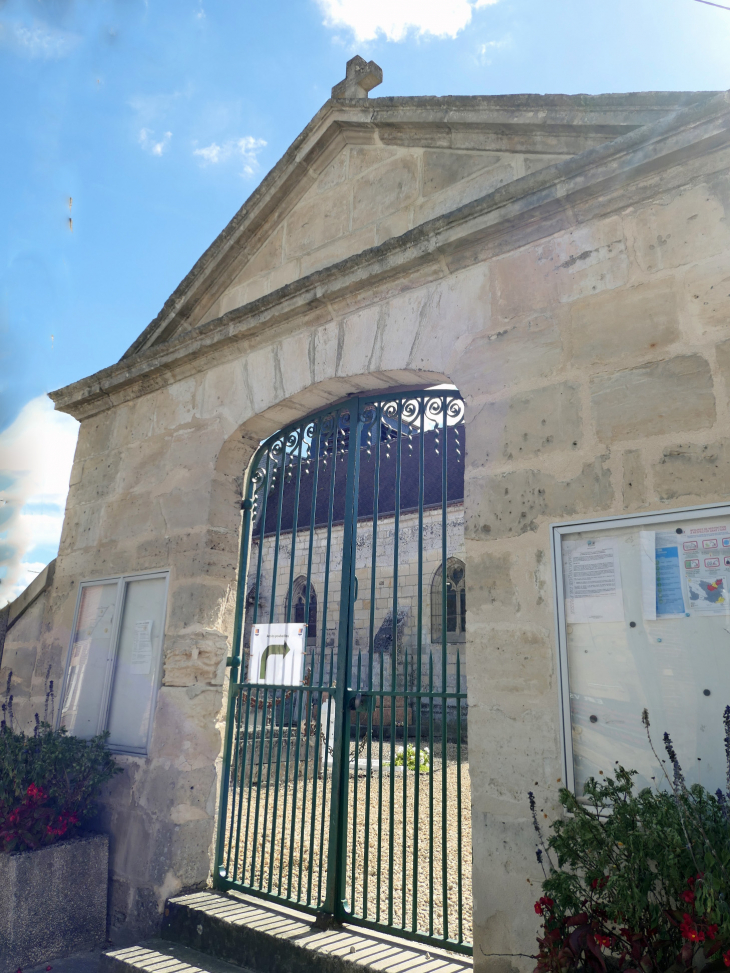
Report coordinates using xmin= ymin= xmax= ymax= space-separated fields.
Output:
xmin=348 ymin=692 xmax=363 ymax=711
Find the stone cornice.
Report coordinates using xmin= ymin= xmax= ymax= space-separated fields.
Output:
xmin=50 ymin=90 xmax=730 ymax=421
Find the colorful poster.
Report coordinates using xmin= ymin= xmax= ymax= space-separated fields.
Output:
xmin=563 ymin=538 xmax=624 ymax=623
xmin=655 ymin=545 xmax=686 ymax=616
xmin=686 ymin=575 xmax=730 ymax=614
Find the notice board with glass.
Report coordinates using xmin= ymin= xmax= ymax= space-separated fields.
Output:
xmin=551 ymin=504 xmax=730 ymax=799
xmin=58 ymin=571 xmax=169 ymax=755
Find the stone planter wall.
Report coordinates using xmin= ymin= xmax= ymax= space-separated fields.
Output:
xmin=0 ymin=833 xmax=108 ymax=973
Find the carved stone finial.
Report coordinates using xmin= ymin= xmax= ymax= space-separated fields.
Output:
xmin=331 ymin=55 xmax=383 ymax=100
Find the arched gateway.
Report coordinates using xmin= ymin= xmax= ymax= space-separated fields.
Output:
xmin=215 ymin=386 xmax=471 ymax=952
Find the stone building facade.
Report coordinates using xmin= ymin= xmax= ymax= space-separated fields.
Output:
xmin=2 ymin=62 xmax=730 ymax=967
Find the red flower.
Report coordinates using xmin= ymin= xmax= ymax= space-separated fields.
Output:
xmin=535 ymin=901 xmax=542 ymax=915
xmin=680 ymin=890 xmax=695 ymax=904
xmin=26 ymin=783 xmax=46 ymax=802
xmin=707 ymin=924 xmax=719 ymax=940
xmin=722 ymin=948 xmax=730 ymax=967
xmin=680 ymin=914 xmax=704 ymax=942
xmin=595 ymin=934 xmax=612 ymax=948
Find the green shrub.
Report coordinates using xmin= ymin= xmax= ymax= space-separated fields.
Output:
xmin=0 ymin=721 xmax=122 ymax=853
xmin=394 ymin=743 xmax=430 ymax=772
xmin=530 ymin=710 xmax=730 ymax=973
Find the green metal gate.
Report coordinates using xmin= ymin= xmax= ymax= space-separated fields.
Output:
xmin=214 ymin=388 xmax=471 ymax=954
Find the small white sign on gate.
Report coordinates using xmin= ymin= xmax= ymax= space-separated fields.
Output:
xmin=248 ymin=623 xmax=305 ymax=685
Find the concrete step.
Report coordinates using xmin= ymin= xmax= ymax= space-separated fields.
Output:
xmin=100 ymin=938 xmax=256 ymax=973
xmin=161 ymin=890 xmax=471 ymax=973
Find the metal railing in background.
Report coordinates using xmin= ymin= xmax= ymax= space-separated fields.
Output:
xmin=214 ymin=389 xmax=471 ymax=955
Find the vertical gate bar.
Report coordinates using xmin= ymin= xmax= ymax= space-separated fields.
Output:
xmin=363 ymin=691 xmax=374 ymax=919
xmin=285 ymin=425 xmax=306 ymax=624
xmin=214 ymin=467 xmax=255 ymax=884
xmin=286 ymin=683 xmax=306 ymax=900
xmin=259 ymin=688 xmax=278 ymax=888
xmin=268 ymin=435 xmax=290 ymax=625
xmin=388 ymin=397 xmax=403 ymax=929
xmin=411 ymin=395 xmax=425 ymax=932
xmin=307 ymin=668 xmax=325 ymax=905
xmin=249 ymin=450 xmax=273 ymax=652
xmin=441 ymin=396 xmax=449 ymax=942
xmin=224 ymin=687 xmax=242 ymax=878
xmin=456 ymin=650 xmax=464 ymax=943
xmin=267 ymin=689 xmax=288 ymax=892
xmin=376 ymin=636 xmax=384 ymax=923
xmin=250 ymin=684 xmax=269 ymax=887
xmin=305 ymin=420 xmax=323 ymax=684
xmin=297 ymin=682 xmax=315 ymax=902
xmin=277 ymin=683 xmax=297 ymax=894
xmin=232 ymin=687 xmax=252 ymax=883
xmin=243 ymin=685 xmax=261 ymax=884
xmin=401 ymin=646 xmax=408 ymax=928
xmin=318 ymin=413 xmax=340 ymax=689
xmin=317 ymin=643 xmax=336 ymax=907
xmin=325 ymin=401 xmax=362 ymax=920
xmin=428 ymin=651 xmax=434 ymax=939
xmin=350 ymin=651 xmax=363 ymax=912
xmin=363 ymin=401 xmax=382 ymax=921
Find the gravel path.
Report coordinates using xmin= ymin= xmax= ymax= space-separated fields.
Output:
xmin=222 ymin=735 xmax=472 ymax=947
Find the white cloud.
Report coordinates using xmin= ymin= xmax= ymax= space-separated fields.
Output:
xmin=316 ymin=0 xmax=499 ymax=42
xmin=0 ymin=395 xmax=79 ymax=607
xmin=0 ymin=19 xmax=80 ymax=59
xmin=477 ymin=36 xmax=508 ymax=64
xmin=139 ymin=128 xmax=172 ymax=156
xmin=193 ymin=136 xmax=267 ymax=176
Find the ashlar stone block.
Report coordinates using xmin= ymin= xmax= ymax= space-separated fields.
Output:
xmin=567 ymin=278 xmax=680 ymax=365
xmin=590 ymin=354 xmax=715 ymax=443
xmin=471 ymin=381 xmax=581 ymax=465
xmin=284 ymin=184 xmax=350 ymax=259
xmin=466 ymin=453 xmax=613 ymax=539
xmin=454 ymin=313 xmax=563 ymax=403
xmin=628 ymin=184 xmax=730 ymax=274
xmin=653 ymin=439 xmax=730 ymax=501
xmin=684 ymin=256 xmax=730 ymax=331
xmin=352 ymin=155 xmax=419 ymax=229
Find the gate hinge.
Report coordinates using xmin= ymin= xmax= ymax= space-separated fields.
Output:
xmin=240 ymin=498 xmax=253 ymax=511
xmin=225 ymin=656 xmax=240 ymax=667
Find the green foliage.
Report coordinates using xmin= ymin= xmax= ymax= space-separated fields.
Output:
xmin=0 ymin=722 xmax=122 ymax=853
xmin=531 ymin=713 xmax=730 ymax=973
xmin=394 ymin=743 xmax=430 ymax=772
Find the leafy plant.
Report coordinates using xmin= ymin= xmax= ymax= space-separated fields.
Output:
xmin=530 ymin=709 xmax=730 ymax=973
xmin=0 ymin=720 xmax=122 ymax=853
xmin=394 ymin=742 xmax=430 ymax=773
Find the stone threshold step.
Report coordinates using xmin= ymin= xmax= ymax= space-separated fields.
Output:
xmin=161 ymin=890 xmax=471 ymax=973
xmin=100 ymin=938 xmax=256 ymax=973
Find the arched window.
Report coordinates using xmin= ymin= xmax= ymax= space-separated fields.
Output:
xmin=431 ymin=558 xmax=466 ymax=643
xmin=289 ymin=576 xmax=317 ymax=641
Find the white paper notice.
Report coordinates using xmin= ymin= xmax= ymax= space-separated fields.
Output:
xmin=640 ymin=531 xmax=657 ymax=621
xmin=563 ymin=538 xmax=624 ymax=623
xmin=131 ymin=620 xmax=153 ymax=675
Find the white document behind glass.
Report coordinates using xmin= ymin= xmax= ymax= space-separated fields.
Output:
xmin=248 ymin=623 xmax=306 ymax=685
xmin=640 ymin=531 xmax=657 ymax=620
xmin=563 ymin=538 xmax=624 ymax=623
xmin=130 ymin=620 xmax=153 ymax=675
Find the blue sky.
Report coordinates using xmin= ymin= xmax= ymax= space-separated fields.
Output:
xmin=2 ymin=0 xmax=730 ymax=603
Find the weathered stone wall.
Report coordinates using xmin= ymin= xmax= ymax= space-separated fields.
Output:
xmin=24 ymin=91 xmax=730 ymax=966
xmin=200 ymin=146 xmax=573 ymax=323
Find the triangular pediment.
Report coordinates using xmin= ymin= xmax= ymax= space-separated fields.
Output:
xmin=123 ymin=91 xmax=716 ymax=359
